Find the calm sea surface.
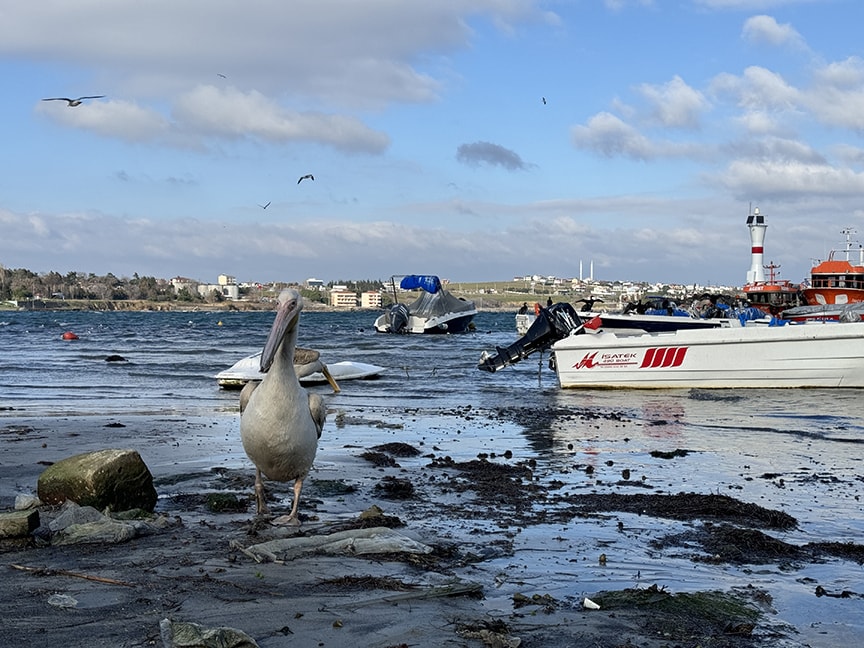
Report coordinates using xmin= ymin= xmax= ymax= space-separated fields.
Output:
xmin=2 ymin=308 xmax=863 ymax=644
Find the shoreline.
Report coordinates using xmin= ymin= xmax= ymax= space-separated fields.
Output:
xmin=1 ymin=299 xmax=524 ymax=314
xmin=3 ymin=401 xmax=863 ymax=647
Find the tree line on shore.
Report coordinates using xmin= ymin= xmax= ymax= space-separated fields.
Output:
xmin=0 ymin=266 xmax=387 ymax=305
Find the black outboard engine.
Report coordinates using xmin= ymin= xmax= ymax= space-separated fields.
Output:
xmin=478 ymin=302 xmax=582 ymax=372
xmin=386 ymin=303 xmax=410 ymax=333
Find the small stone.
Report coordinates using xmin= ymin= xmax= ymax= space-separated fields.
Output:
xmin=14 ymin=493 xmax=41 ymax=510
xmin=0 ymin=509 xmax=40 ymax=538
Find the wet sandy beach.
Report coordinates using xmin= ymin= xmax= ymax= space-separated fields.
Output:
xmin=3 ymin=394 xmax=864 ymax=648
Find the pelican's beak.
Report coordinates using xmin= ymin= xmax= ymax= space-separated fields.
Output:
xmin=260 ymin=291 xmax=303 ymax=372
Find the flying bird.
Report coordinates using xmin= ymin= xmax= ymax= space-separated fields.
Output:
xmin=239 ymin=289 xmax=327 ymax=525
xmin=217 ymin=73 xmax=227 ymax=78
xmin=42 ymin=95 xmax=105 ymax=107
xmin=297 ymin=174 xmax=314 ymax=184
xmin=258 ymin=201 xmax=271 ymax=209
xmin=542 ymin=97 xmax=547 ymax=105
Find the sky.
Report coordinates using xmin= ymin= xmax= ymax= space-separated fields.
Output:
xmin=2 ymin=0 xmax=864 ymax=287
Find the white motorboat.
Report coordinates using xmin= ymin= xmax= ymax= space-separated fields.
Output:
xmin=375 ymin=275 xmax=477 ymax=334
xmin=216 ymin=353 xmax=385 ymax=389
xmin=481 ymin=304 xmax=864 ymax=389
xmin=550 ymin=320 xmax=864 ymax=388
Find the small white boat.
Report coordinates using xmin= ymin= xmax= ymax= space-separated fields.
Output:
xmin=216 ymin=354 xmax=385 ymax=389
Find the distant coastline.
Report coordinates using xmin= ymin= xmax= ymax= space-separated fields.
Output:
xmin=1 ymin=296 xmax=523 ymax=314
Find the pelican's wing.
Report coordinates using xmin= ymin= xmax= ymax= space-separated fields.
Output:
xmin=239 ymin=380 xmax=261 ymax=414
xmin=308 ymin=393 xmax=327 ymax=438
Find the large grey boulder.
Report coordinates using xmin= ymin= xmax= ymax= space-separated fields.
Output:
xmin=37 ymin=449 xmax=157 ymax=512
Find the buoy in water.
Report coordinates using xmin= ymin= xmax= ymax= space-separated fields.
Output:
xmin=61 ymin=331 xmax=79 ymax=340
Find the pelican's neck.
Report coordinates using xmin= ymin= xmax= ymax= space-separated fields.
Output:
xmin=271 ymin=325 xmax=299 ymax=381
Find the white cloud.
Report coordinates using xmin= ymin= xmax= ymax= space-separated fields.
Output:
xmin=636 ymin=76 xmax=710 ymax=129
xmin=718 ymin=159 xmax=864 ymax=197
xmin=570 ymin=112 xmax=705 ymax=160
xmin=173 ymin=86 xmax=390 ymax=153
xmin=804 ymin=57 xmax=864 ymax=132
xmin=1 ymin=2 xmax=549 ymax=108
xmin=710 ymin=66 xmax=800 ymax=111
xmin=35 ymin=87 xmax=391 ymax=153
xmin=36 ymin=99 xmax=173 ymax=143
xmin=741 ymin=15 xmax=806 ymax=48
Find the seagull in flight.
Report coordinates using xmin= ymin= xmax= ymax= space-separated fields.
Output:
xmin=542 ymin=97 xmax=547 ymax=105
xmin=297 ymin=174 xmax=314 ymax=184
xmin=258 ymin=201 xmax=271 ymax=209
xmin=217 ymin=73 xmax=227 ymax=78
xmin=42 ymin=95 xmax=105 ymax=107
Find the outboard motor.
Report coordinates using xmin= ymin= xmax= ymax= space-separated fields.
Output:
xmin=387 ymin=303 xmax=410 ymax=333
xmin=478 ymin=302 xmax=582 ymax=372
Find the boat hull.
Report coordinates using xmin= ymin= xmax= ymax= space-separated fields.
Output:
xmin=374 ymin=309 xmax=476 ymax=334
xmin=215 ymin=357 xmax=385 ymax=389
xmin=551 ymin=322 xmax=864 ymax=389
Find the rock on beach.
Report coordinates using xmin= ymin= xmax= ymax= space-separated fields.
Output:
xmin=37 ymin=448 xmax=157 ymax=512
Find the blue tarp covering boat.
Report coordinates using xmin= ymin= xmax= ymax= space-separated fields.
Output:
xmin=399 ymin=275 xmax=442 ymax=294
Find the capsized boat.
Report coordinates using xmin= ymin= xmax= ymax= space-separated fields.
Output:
xmin=374 ymin=275 xmax=477 ymax=334
xmin=216 ymin=353 xmax=384 ymax=389
xmin=480 ymin=305 xmax=864 ymax=389
xmin=803 ymin=228 xmax=864 ymax=306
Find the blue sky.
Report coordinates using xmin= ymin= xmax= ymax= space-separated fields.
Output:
xmin=2 ymin=0 xmax=863 ymax=287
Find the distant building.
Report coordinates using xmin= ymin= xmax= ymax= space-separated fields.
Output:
xmin=171 ymin=276 xmax=198 ymax=294
xmin=306 ymin=278 xmax=326 ymax=291
xmin=197 ymin=274 xmax=239 ymax=300
xmin=360 ymin=291 xmax=382 ymax=308
xmin=330 ymin=289 xmax=358 ymax=308
xmin=198 ymin=283 xmax=239 ymax=300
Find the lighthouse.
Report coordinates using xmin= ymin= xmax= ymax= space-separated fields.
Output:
xmin=745 ymin=207 xmax=767 ymax=284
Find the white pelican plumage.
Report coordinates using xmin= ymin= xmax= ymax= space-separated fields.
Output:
xmin=239 ymin=289 xmax=327 ymax=525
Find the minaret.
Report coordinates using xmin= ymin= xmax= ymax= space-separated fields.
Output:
xmin=745 ymin=207 xmax=767 ymax=284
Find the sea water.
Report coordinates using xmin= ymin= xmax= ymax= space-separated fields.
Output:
xmin=2 ymin=308 xmax=863 ymax=644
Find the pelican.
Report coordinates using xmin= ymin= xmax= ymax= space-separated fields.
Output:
xmin=297 ymin=174 xmax=314 ymax=184
xmin=239 ymin=289 xmax=327 ymax=525
xmin=42 ymin=95 xmax=105 ymax=106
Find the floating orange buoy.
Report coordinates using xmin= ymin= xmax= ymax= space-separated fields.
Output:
xmin=61 ymin=331 xmax=79 ymax=340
